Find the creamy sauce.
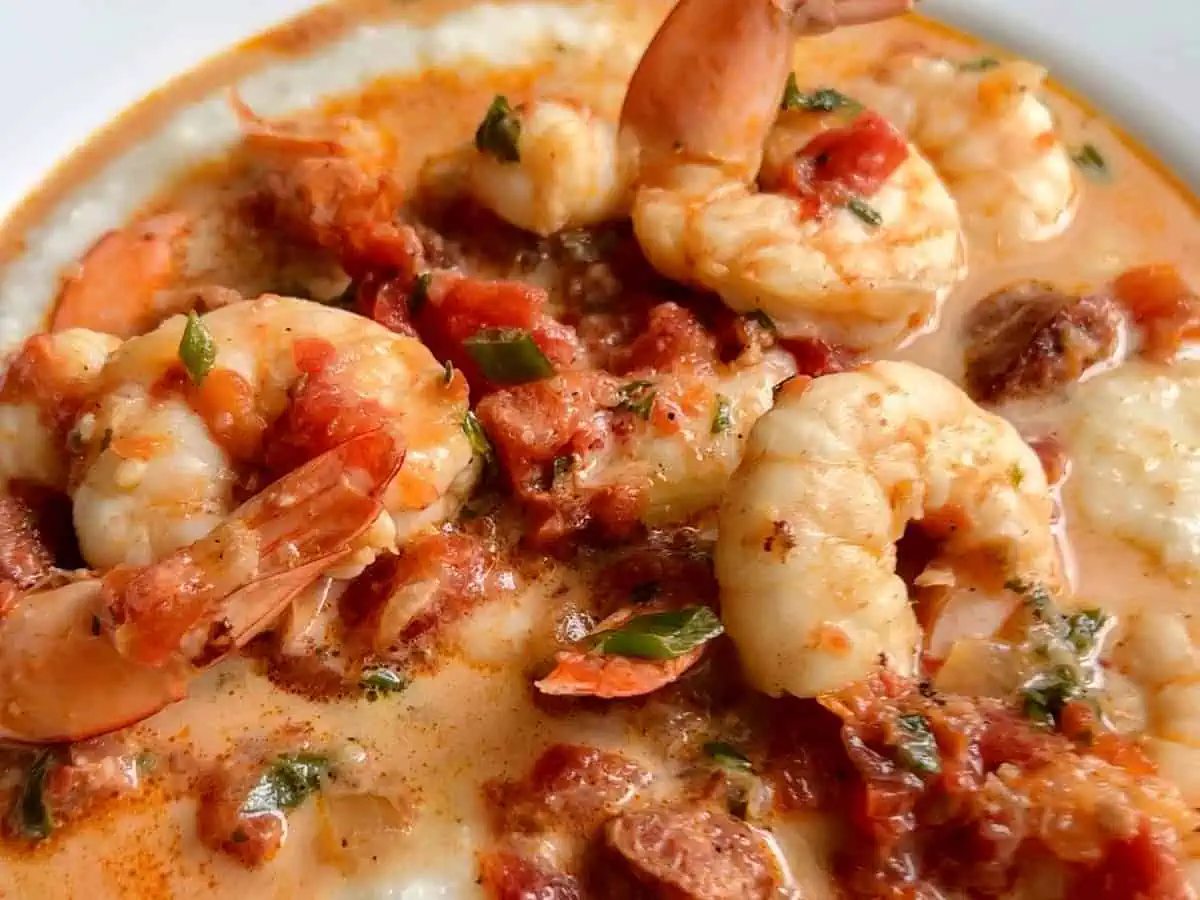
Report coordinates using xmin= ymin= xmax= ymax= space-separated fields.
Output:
xmin=0 ymin=1 xmax=1197 ymax=898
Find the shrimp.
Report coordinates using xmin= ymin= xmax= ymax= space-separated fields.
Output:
xmin=0 ymin=329 xmax=121 ymax=491
xmin=236 ymin=97 xmax=418 ymax=275
xmin=715 ymin=361 xmax=1061 ymax=698
xmin=467 ymin=98 xmax=630 ymax=236
xmin=620 ymin=0 xmax=965 ymax=351
xmin=1112 ymin=611 xmax=1200 ymax=808
xmin=855 ymin=53 xmax=1078 ymax=246
xmin=70 ymin=295 xmax=478 ymax=572
xmin=0 ymin=429 xmax=402 ymax=744
xmin=50 ymin=213 xmax=195 ymax=339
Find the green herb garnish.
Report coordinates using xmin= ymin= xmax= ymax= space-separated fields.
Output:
xmin=846 ymin=197 xmax=883 ymax=227
xmin=474 ymin=95 xmax=521 ymax=163
xmin=1071 ymin=143 xmax=1110 ymax=180
xmin=704 ymin=741 xmax=753 ymax=773
xmin=589 ymin=606 xmax=723 ymax=660
xmin=462 ymin=411 xmax=493 ymax=462
xmin=711 ymin=394 xmax=733 ymax=435
xmin=241 ymin=753 xmax=331 ymax=816
xmin=781 ymin=75 xmax=862 ymax=114
xmin=360 ymin=667 xmax=409 ymax=700
xmin=1021 ymin=666 xmax=1082 ymax=728
xmin=894 ymin=714 xmax=941 ymax=776
xmin=179 ymin=310 xmax=217 ymax=385
xmin=1065 ymin=609 xmax=1109 ymax=656
xmin=616 ymin=380 xmax=656 ymax=420
xmin=464 ymin=328 xmax=554 ymax=385
xmin=959 ymin=57 xmax=1001 ymax=72
xmin=409 ymin=272 xmax=432 ymax=318
xmin=13 ymin=751 xmax=55 ymax=841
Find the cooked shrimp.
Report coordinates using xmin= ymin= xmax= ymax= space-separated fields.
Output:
xmin=0 ymin=429 xmax=401 ymax=743
xmin=71 ymin=295 xmax=478 ymax=571
xmin=0 ymin=329 xmax=121 ymax=490
xmin=1067 ymin=361 xmax=1200 ymax=584
xmin=1112 ymin=611 xmax=1200 ymax=807
xmin=715 ymin=361 xmax=1061 ymax=697
xmin=50 ymin=213 xmax=195 ymax=339
xmin=236 ymin=97 xmax=417 ymax=275
xmin=856 ymin=53 xmax=1078 ymax=246
xmin=467 ymin=98 xmax=630 ymax=236
xmin=620 ymin=0 xmax=964 ymax=351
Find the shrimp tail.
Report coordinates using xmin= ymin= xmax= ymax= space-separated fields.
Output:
xmin=105 ymin=428 xmax=405 ymax=666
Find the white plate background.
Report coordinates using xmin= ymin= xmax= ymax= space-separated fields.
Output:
xmin=0 ymin=0 xmax=1193 ymax=222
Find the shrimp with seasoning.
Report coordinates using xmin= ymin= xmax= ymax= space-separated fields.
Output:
xmin=621 ymin=0 xmax=965 ymax=351
xmin=855 ymin=52 xmax=1079 ymax=246
xmin=0 ymin=329 xmax=121 ymax=492
xmin=715 ymin=361 xmax=1062 ymax=697
xmin=70 ymin=295 xmax=479 ymax=572
xmin=0 ymin=429 xmax=402 ymax=744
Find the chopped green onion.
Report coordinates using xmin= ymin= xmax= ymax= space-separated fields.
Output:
xmin=179 ymin=310 xmax=217 ymax=385
xmin=959 ymin=57 xmax=1001 ymax=72
xmin=241 ymin=753 xmax=331 ymax=816
xmin=781 ymin=75 xmax=862 ymax=114
xmin=474 ymin=95 xmax=522 ymax=163
xmin=846 ymin=197 xmax=883 ymax=227
xmin=1071 ymin=143 xmax=1110 ymax=180
xmin=590 ymin=606 xmax=723 ymax=660
xmin=464 ymin=328 xmax=554 ymax=385
xmin=711 ymin=394 xmax=733 ymax=435
xmin=409 ymin=272 xmax=432 ymax=318
xmin=360 ymin=667 xmax=409 ymax=700
xmin=616 ymin=380 xmax=656 ymax=420
xmin=462 ymin=411 xmax=493 ymax=462
xmin=704 ymin=741 xmax=753 ymax=773
xmin=13 ymin=751 xmax=55 ymax=841
xmin=894 ymin=714 xmax=941 ymax=776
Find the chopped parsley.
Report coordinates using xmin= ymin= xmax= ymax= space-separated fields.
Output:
xmin=474 ymin=95 xmax=522 ymax=163
xmin=704 ymin=741 xmax=753 ymax=773
xmin=846 ymin=197 xmax=883 ymax=227
xmin=1021 ymin=665 xmax=1083 ymax=728
xmin=711 ymin=394 xmax=733 ymax=435
xmin=781 ymin=74 xmax=862 ymax=114
xmin=589 ymin=606 xmax=724 ymax=660
xmin=615 ymin=380 xmax=657 ymax=420
xmin=241 ymin=754 xmax=331 ymax=817
xmin=894 ymin=714 xmax=941 ymax=776
xmin=360 ymin=667 xmax=409 ymax=700
xmin=959 ymin=56 xmax=1001 ymax=72
xmin=462 ymin=411 xmax=493 ymax=463
xmin=408 ymin=272 xmax=433 ymax=318
xmin=12 ymin=751 xmax=55 ymax=841
xmin=1071 ymin=143 xmax=1110 ymax=180
xmin=1064 ymin=609 xmax=1110 ymax=656
xmin=178 ymin=310 xmax=217 ymax=385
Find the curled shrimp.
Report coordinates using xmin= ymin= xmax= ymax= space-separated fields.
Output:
xmin=0 ymin=329 xmax=121 ymax=491
xmin=50 ymin=213 xmax=194 ymax=339
xmin=235 ymin=96 xmax=418 ymax=275
xmin=856 ymin=52 xmax=1079 ymax=246
xmin=467 ymin=98 xmax=630 ymax=237
xmin=0 ymin=429 xmax=402 ymax=744
xmin=70 ymin=295 xmax=479 ymax=572
xmin=621 ymin=0 xmax=964 ymax=351
xmin=715 ymin=361 xmax=1062 ymax=697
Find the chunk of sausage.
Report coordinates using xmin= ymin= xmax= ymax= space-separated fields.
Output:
xmin=602 ymin=806 xmax=781 ymax=900
xmin=963 ymin=283 xmax=1122 ymax=403
xmin=487 ymin=744 xmax=651 ymax=835
xmin=480 ymin=850 xmax=584 ymax=900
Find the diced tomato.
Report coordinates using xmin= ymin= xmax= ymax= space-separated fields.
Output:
xmin=781 ymin=337 xmax=856 ymax=377
xmin=263 ymin=365 xmax=390 ymax=475
xmin=773 ymin=111 xmax=909 ymax=219
xmin=291 ymin=337 xmax=338 ymax=374
xmin=355 ymin=272 xmax=417 ymax=337
xmin=616 ymin=302 xmax=718 ymax=373
xmin=186 ymin=368 xmax=269 ymax=463
xmin=1112 ymin=264 xmax=1200 ymax=362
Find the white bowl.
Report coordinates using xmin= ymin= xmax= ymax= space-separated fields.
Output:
xmin=0 ymin=0 xmax=1193 ymax=221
